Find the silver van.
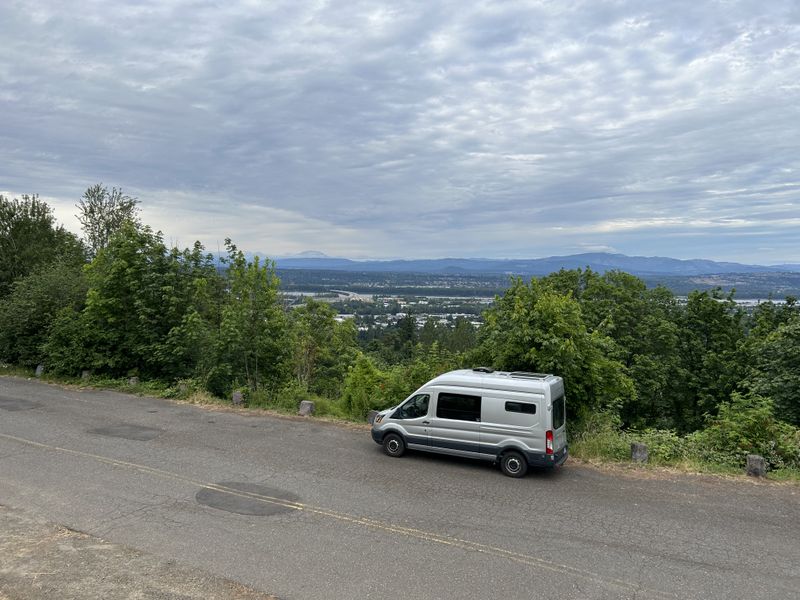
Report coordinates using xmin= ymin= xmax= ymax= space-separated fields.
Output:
xmin=370 ymin=368 xmax=567 ymax=477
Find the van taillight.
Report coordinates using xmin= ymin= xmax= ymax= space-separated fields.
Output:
xmin=546 ymin=430 xmax=554 ymax=455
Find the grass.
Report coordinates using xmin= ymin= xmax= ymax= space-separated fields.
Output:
xmin=570 ymin=433 xmax=800 ymax=483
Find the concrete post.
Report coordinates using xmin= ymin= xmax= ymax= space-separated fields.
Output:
xmin=367 ymin=410 xmax=379 ymax=425
xmin=746 ymin=454 xmax=766 ymax=477
xmin=35 ymin=364 xmax=44 ymax=378
xmin=298 ymin=400 xmax=315 ymax=416
xmin=232 ymin=390 xmax=243 ymax=405
xmin=631 ymin=442 xmax=649 ymax=463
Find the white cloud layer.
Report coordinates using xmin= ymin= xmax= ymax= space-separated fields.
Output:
xmin=1 ymin=0 xmax=799 ymax=262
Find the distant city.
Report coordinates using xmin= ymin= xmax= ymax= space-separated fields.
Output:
xmin=276 ymin=252 xmax=800 ymax=334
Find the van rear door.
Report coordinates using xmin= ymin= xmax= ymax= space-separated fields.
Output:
xmin=551 ymin=392 xmax=567 ymax=451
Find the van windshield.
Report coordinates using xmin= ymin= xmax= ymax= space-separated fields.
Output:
xmin=552 ymin=394 xmax=565 ymax=430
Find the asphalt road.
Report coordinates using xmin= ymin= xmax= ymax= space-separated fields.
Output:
xmin=1 ymin=377 xmax=798 ymax=600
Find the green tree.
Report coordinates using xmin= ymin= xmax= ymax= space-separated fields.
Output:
xmin=157 ymin=242 xmax=226 ymax=380
xmin=76 ymin=184 xmax=140 ymax=257
xmin=746 ymin=316 xmax=800 ymax=426
xmin=44 ymin=223 xmax=221 ymax=379
xmin=340 ymin=353 xmax=390 ymax=419
xmin=210 ymin=242 xmax=289 ymax=394
xmin=447 ymin=316 xmax=477 ymax=354
xmin=0 ymin=193 xmax=84 ymax=296
xmin=475 ymin=277 xmax=635 ymax=418
xmin=675 ymin=289 xmax=745 ymax=431
xmin=289 ymin=298 xmax=358 ymax=398
xmin=548 ymin=270 xmax=682 ymax=428
xmin=0 ymin=261 xmax=87 ymax=368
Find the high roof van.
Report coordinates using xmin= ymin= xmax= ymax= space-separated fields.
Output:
xmin=370 ymin=368 xmax=568 ymax=477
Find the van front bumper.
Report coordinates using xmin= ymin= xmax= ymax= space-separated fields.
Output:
xmin=371 ymin=428 xmax=383 ymax=444
xmin=525 ymin=445 xmax=568 ymax=468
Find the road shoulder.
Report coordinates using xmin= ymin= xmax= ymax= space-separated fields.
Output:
xmin=0 ymin=504 xmax=276 ymax=600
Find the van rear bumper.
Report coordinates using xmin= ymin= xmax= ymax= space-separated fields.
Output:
xmin=524 ymin=445 xmax=568 ymax=468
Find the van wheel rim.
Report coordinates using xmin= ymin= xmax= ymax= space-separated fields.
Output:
xmin=388 ymin=439 xmax=399 ymax=453
xmin=506 ymin=457 xmax=521 ymax=473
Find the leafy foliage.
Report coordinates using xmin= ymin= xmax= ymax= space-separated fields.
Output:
xmin=474 ymin=277 xmax=635 ymax=416
xmin=688 ymin=393 xmax=800 ymax=469
xmin=0 ymin=261 xmax=87 ymax=367
xmin=289 ymin=298 xmax=359 ymax=398
xmin=746 ymin=313 xmax=800 ymax=426
xmin=76 ymin=184 xmax=140 ymax=257
xmin=0 ymin=193 xmax=85 ymax=296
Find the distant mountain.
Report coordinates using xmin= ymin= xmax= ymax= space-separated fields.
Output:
xmin=772 ymin=264 xmax=800 ymax=272
xmin=280 ymin=250 xmax=330 ymax=258
xmin=273 ymin=252 xmax=799 ymax=277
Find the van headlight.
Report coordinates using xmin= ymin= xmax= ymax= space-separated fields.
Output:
xmin=375 ymin=414 xmax=384 ymax=424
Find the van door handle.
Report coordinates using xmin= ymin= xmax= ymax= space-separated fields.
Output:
xmin=422 ymin=421 xmax=430 ymax=425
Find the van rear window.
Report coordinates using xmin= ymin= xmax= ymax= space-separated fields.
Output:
xmin=505 ymin=401 xmax=535 ymax=414
xmin=552 ymin=394 xmax=565 ymax=429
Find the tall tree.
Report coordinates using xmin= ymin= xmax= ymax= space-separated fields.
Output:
xmin=213 ymin=241 xmax=289 ymax=393
xmin=76 ymin=184 xmax=140 ymax=257
xmin=0 ymin=260 xmax=87 ymax=367
xmin=746 ymin=312 xmax=800 ymax=426
xmin=674 ymin=289 xmax=745 ymax=431
xmin=0 ymin=193 xmax=84 ymax=296
xmin=475 ymin=277 xmax=635 ymax=418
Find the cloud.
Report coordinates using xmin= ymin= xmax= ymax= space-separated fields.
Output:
xmin=1 ymin=0 xmax=798 ymax=263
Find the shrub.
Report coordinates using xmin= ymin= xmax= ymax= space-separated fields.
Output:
xmin=688 ymin=393 xmax=800 ymax=470
xmin=569 ymin=409 xmax=630 ymax=461
xmin=340 ymin=354 xmax=391 ymax=420
xmin=625 ymin=428 xmax=687 ymax=464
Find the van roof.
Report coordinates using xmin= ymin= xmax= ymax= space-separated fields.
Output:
xmin=426 ymin=369 xmax=562 ymax=394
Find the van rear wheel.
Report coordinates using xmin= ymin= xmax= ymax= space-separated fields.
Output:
xmin=383 ymin=433 xmax=405 ymax=457
xmin=500 ymin=451 xmax=528 ymax=478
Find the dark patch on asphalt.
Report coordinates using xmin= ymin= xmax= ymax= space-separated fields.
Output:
xmin=88 ymin=424 xmax=163 ymax=441
xmin=196 ymin=481 xmax=300 ymax=516
xmin=0 ymin=396 xmax=41 ymax=411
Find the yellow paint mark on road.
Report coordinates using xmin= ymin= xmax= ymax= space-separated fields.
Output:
xmin=0 ymin=432 xmax=675 ymax=599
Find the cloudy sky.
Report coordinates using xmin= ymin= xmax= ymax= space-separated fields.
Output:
xmin=1 ymin=1 xmax=799 ymax=262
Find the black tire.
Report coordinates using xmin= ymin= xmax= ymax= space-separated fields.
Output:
xmin=500 ymin=451 xmax=528 ymax=478
xmin=382 ymin=433 xmax=406 ymax=457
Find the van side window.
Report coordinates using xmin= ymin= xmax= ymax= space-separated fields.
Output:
xmin=505 ymin=401 xmax=536 ymax=414
xmin=395 ymin=394 xmax=429 ymax=420
xmin=436 ymin=393 xmax=481 ymax=421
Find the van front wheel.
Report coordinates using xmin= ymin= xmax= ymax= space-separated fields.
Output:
xmin=500 ymin=451 xmax=528 ymax=478
xmin=383 ymin=433 xmax=406 ymax=457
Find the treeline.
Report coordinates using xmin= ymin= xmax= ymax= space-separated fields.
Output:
xmin=1 ymin=189 xmax=798 ymax=471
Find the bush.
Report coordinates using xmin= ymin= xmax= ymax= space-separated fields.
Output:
xmin=340 ymin=354 xmax=392 ymax=420
xmin=569 ymin=409 xmax=630 ymax=461
xmin=625 ymin=429 xmax=688 ymax=464
xmin=0 ymin=261 xmax=87 ymax=368
xmin=687 ymin=393 xmax=800 ymax=470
